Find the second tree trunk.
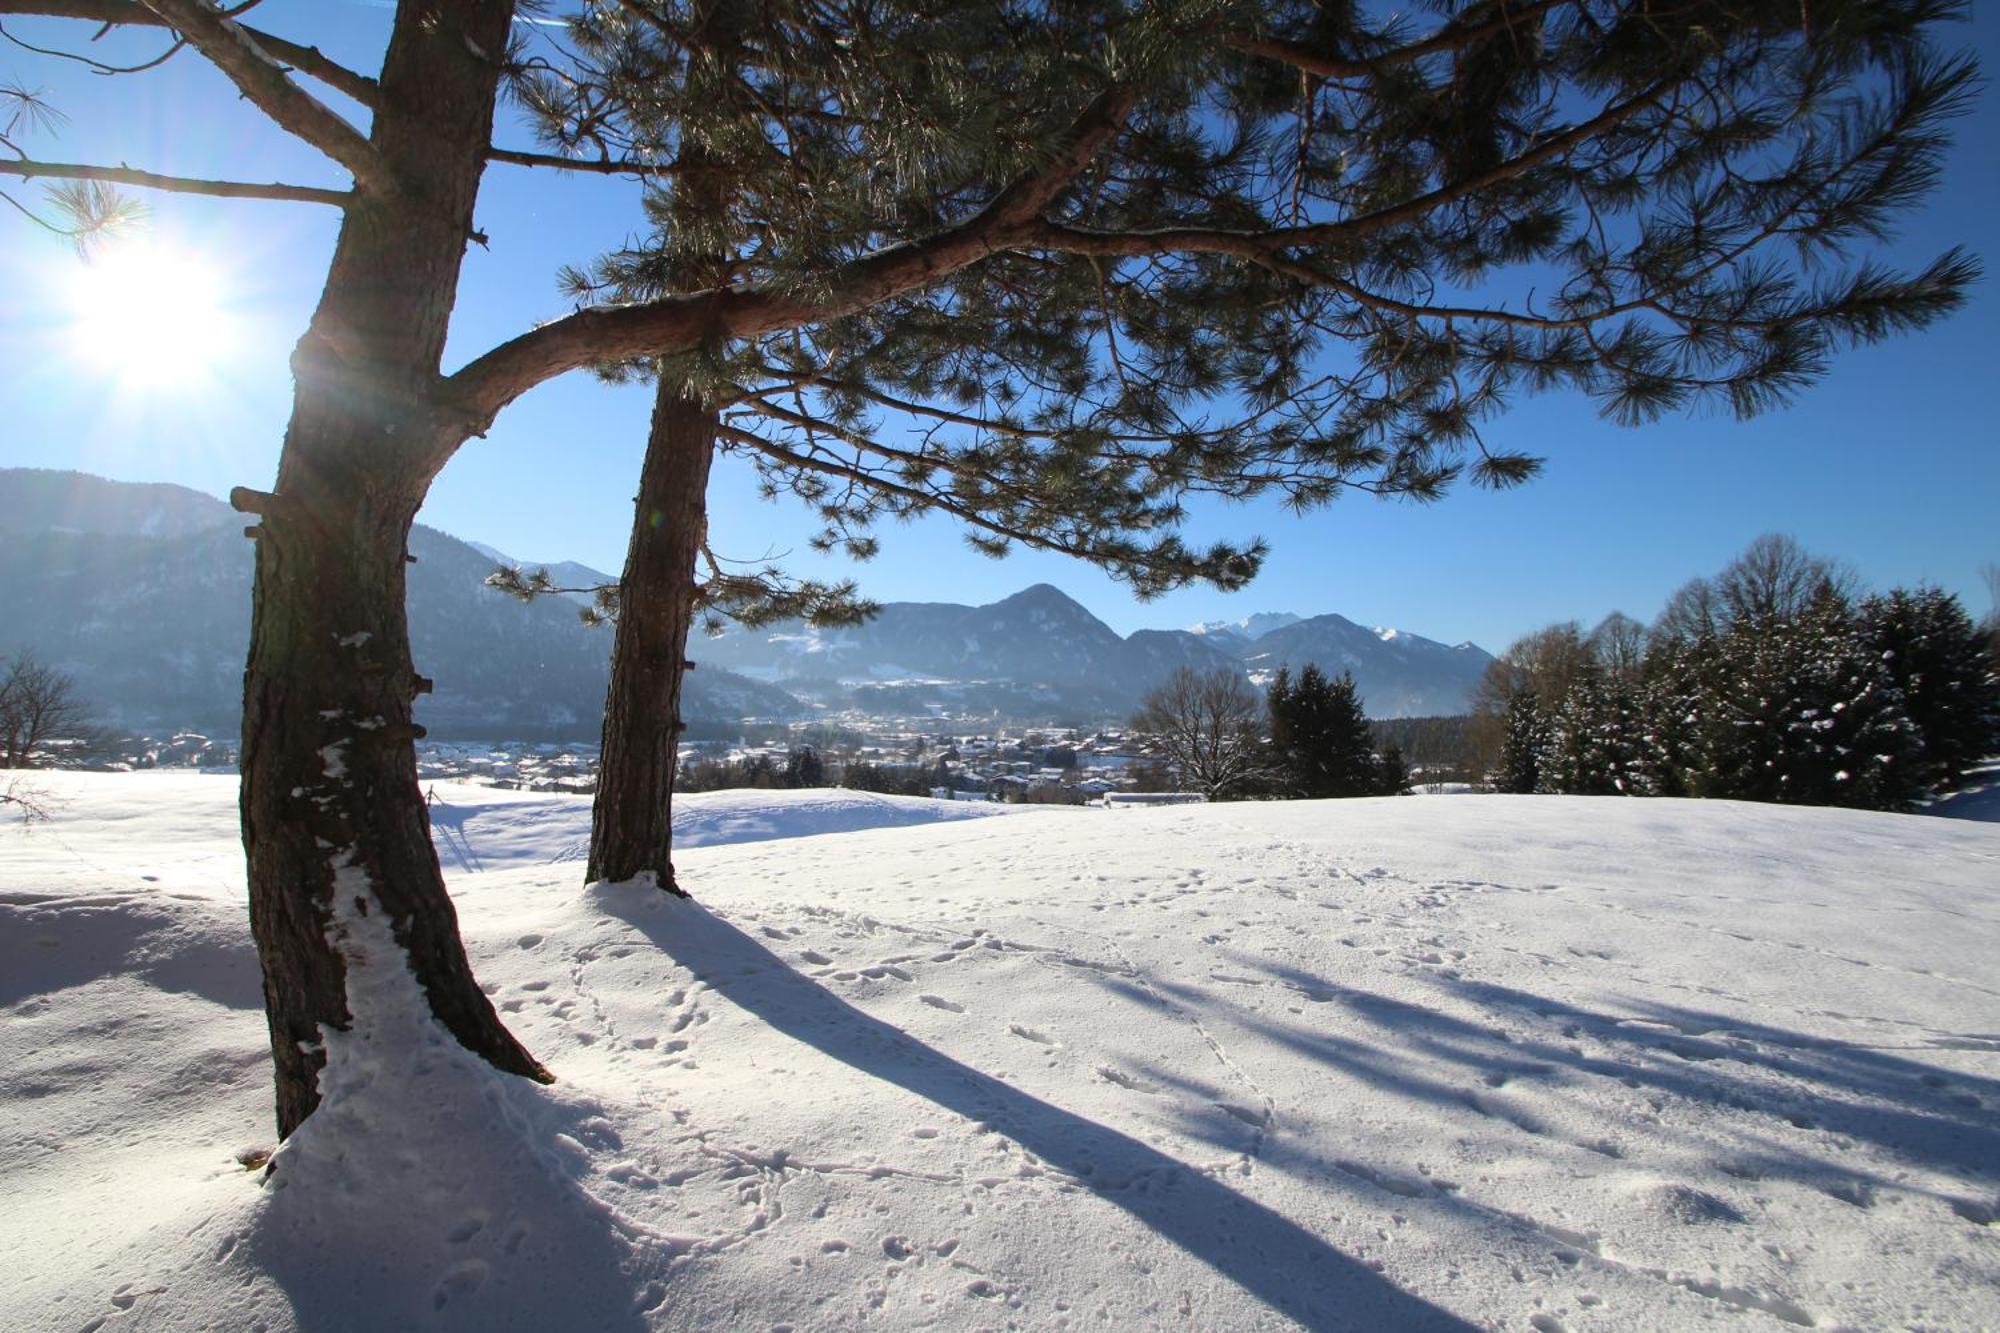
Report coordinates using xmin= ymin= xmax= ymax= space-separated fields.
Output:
xmin=586 ymin=386 xmax=718 ymax=889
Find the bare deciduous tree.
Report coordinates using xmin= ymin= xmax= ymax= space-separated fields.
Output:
xmin=0 ymin=652 xmax=90 ymax=768
xmin=1714 ymin=535 xmax=1854 ymax=630
xmin=1129 ymin=668 xmax=1269 ymax=801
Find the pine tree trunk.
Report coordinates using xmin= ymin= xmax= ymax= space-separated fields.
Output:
xmin=586 ymin=387 xmax=718 ymax=889
xmin=585 ymin=0 xmax=739 ymax=893
xmin=240 ymin=0 xmax=545 ymax=1139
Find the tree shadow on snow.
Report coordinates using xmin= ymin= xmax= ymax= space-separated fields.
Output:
xmin=1209 ymin=953 xmax=2000 ymax=1205
xmin=596 ymin=887 xmax=1478 ymax=1332
xmin=240 ymin=1030 xmax=666 ymax=1333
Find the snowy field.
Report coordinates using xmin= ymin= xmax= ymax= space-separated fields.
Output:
xmin=2 ymin=774 xmax=1997 ymax=1332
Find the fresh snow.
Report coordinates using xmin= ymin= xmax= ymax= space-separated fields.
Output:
xmin=3 ymin=774 xmax=1997 ymax=1331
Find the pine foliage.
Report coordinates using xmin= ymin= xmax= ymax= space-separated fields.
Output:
xmin=1375 ymin=742 xmax=1412 ymax=796
xmin=513 ymin=0 xmax=1981 ymax=608
xmin=1268 ymin=665 xmax=1380 ymax=798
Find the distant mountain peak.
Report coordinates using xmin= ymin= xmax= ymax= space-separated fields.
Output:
xmin=1001 ymin=582 xmax=1086 ymax=608
xmin=1187 ymin=611 xmax=1300 ymax=641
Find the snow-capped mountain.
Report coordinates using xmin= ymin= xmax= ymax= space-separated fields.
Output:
xmin=1239 ymin=613 xmax=1494 ymax=718
xmin=697 ymin=586 xmax=1487 ymax=718
xmin=693 ymin=583 xmax=1245 ymax=716
xmin=1186 ymin=611 xmax=1302 ymax=643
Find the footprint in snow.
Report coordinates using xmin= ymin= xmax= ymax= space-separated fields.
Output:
xmin=1097 ymin=1066 xmax=1160 ymax=1095
xmin=919 ymin=994 xmax=964 ymax=1013
xmin=432 ymin=1260 xmax=488 ymax=1311
xmin=1008 ymin=1023 xmax=1056 ymax=1046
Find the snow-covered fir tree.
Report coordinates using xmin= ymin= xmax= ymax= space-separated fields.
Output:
xmin=1495 ymin=691 xmax=1547 ymax=795
xmin=1859 ymin=587 xmax=2000 ymax=794
xmin=1268 ymin=666 xmax=1379 ymax=799
xmin=1707 ymin=584 xmax=1920 ymax=810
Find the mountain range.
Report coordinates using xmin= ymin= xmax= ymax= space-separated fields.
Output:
xmin=689 ymin=582 xmax=1491 ymax=719
xmin=0 ymin=469 xmax=1492 ymax=735
xmin=0 ymin=470 xmax=797 ymax=739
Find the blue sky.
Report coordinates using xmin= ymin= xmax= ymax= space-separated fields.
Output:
xmin=1 ymin=2 xmax=1994 ymax=651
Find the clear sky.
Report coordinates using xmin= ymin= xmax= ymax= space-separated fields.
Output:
xmin=2 ymin=2 xmax=1995 ymax=652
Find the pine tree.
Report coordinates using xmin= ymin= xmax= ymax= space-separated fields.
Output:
xmin=1469 ymin=622 xmax=1592 ymax=779
xmin=1860 ymin=587 xmax=2000 ymax=795
xmin=1541 ymin=664 xmax=1622 ymax=795
xmin=1638 ymin=628 xmax=1718 ymax=798
xmin=1375 ymin=742 xmax=1411 ymax=797
xmin=1539 ymin=616 xmax=1653 ymax=795
xmin=1269 ymin=665 xmax=1380 ymax=798
xmin=1783 ymin=586 xmax=1923 ymax=809
xmin=1495 ymin=691 xmax=1546 ymax=794
xmin=4 ymin=0 xmax=1980 ymax=1136
xmin=1706 ymin=582 xmax=1920 ymax=810
xmin=784 ymin=746 xmax=825 ymax=789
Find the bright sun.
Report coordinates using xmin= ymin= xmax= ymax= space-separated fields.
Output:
xmin=66 ymin=244 xmax=237 ymax=387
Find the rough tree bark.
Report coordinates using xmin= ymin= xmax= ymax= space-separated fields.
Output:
xmin=585 ymin=0 xmax=738 ymax=892
xmin=236 ymin=0 xmax=548 ymax=1138
xmin=586 ymin=388 xmax=718 ymax=889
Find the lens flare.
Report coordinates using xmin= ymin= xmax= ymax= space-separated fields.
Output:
xmin=66 ymin=243 xmax=237 ymax=388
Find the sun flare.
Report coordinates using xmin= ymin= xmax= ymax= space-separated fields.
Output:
xmin=66 ymin=244 xmax=237 ymax=387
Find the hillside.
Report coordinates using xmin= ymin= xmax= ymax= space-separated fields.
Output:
xmin=0 ymin=469 xmax=800 ymax=737
xmin=2 ymin=778 xmax=1995 ymax=1330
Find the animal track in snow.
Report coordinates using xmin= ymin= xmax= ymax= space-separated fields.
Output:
xmin=1214 ymin=1101 xmax=1268 ymax=1128
xmin=1008 ymin=1024 xmax=1056 ymax=1046
xmin=1330 ymin=1158 xmax=1435 ymax=1199
xmin=431 ymin=1260 xmax=488 ymax=1311
xmin=918 ymin=994 xmax=964 ymax=1013
xmin=1096 ymin=1066 xmax=1160 ymax=1095
xmin=1461 ymin=1090 xmax=1548 ymax=1136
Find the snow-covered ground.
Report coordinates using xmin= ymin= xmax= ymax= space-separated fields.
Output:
xmin=3 ymin=773 xmax=1997 ymax=1331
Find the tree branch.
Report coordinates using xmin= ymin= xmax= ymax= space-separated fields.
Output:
xmin=0 ymin=155 xmax=351 ymax=206
xmin=446 ymin=86 xmax=1137 ymax=426
xmin=1018 ymin=77 xmax=1673 ymax=260
xmin=486 ymin=145 xmax=683 ymax=177
xmin=130 ymin=0 xmax=382 ymax=188
xmin=1225 ymin=0 xmax=1571 ymax=81
xmin=0 ymin=1 xmax=379 ymax=105
xmin=718 ymin=422 xmax=1116 ymax=566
